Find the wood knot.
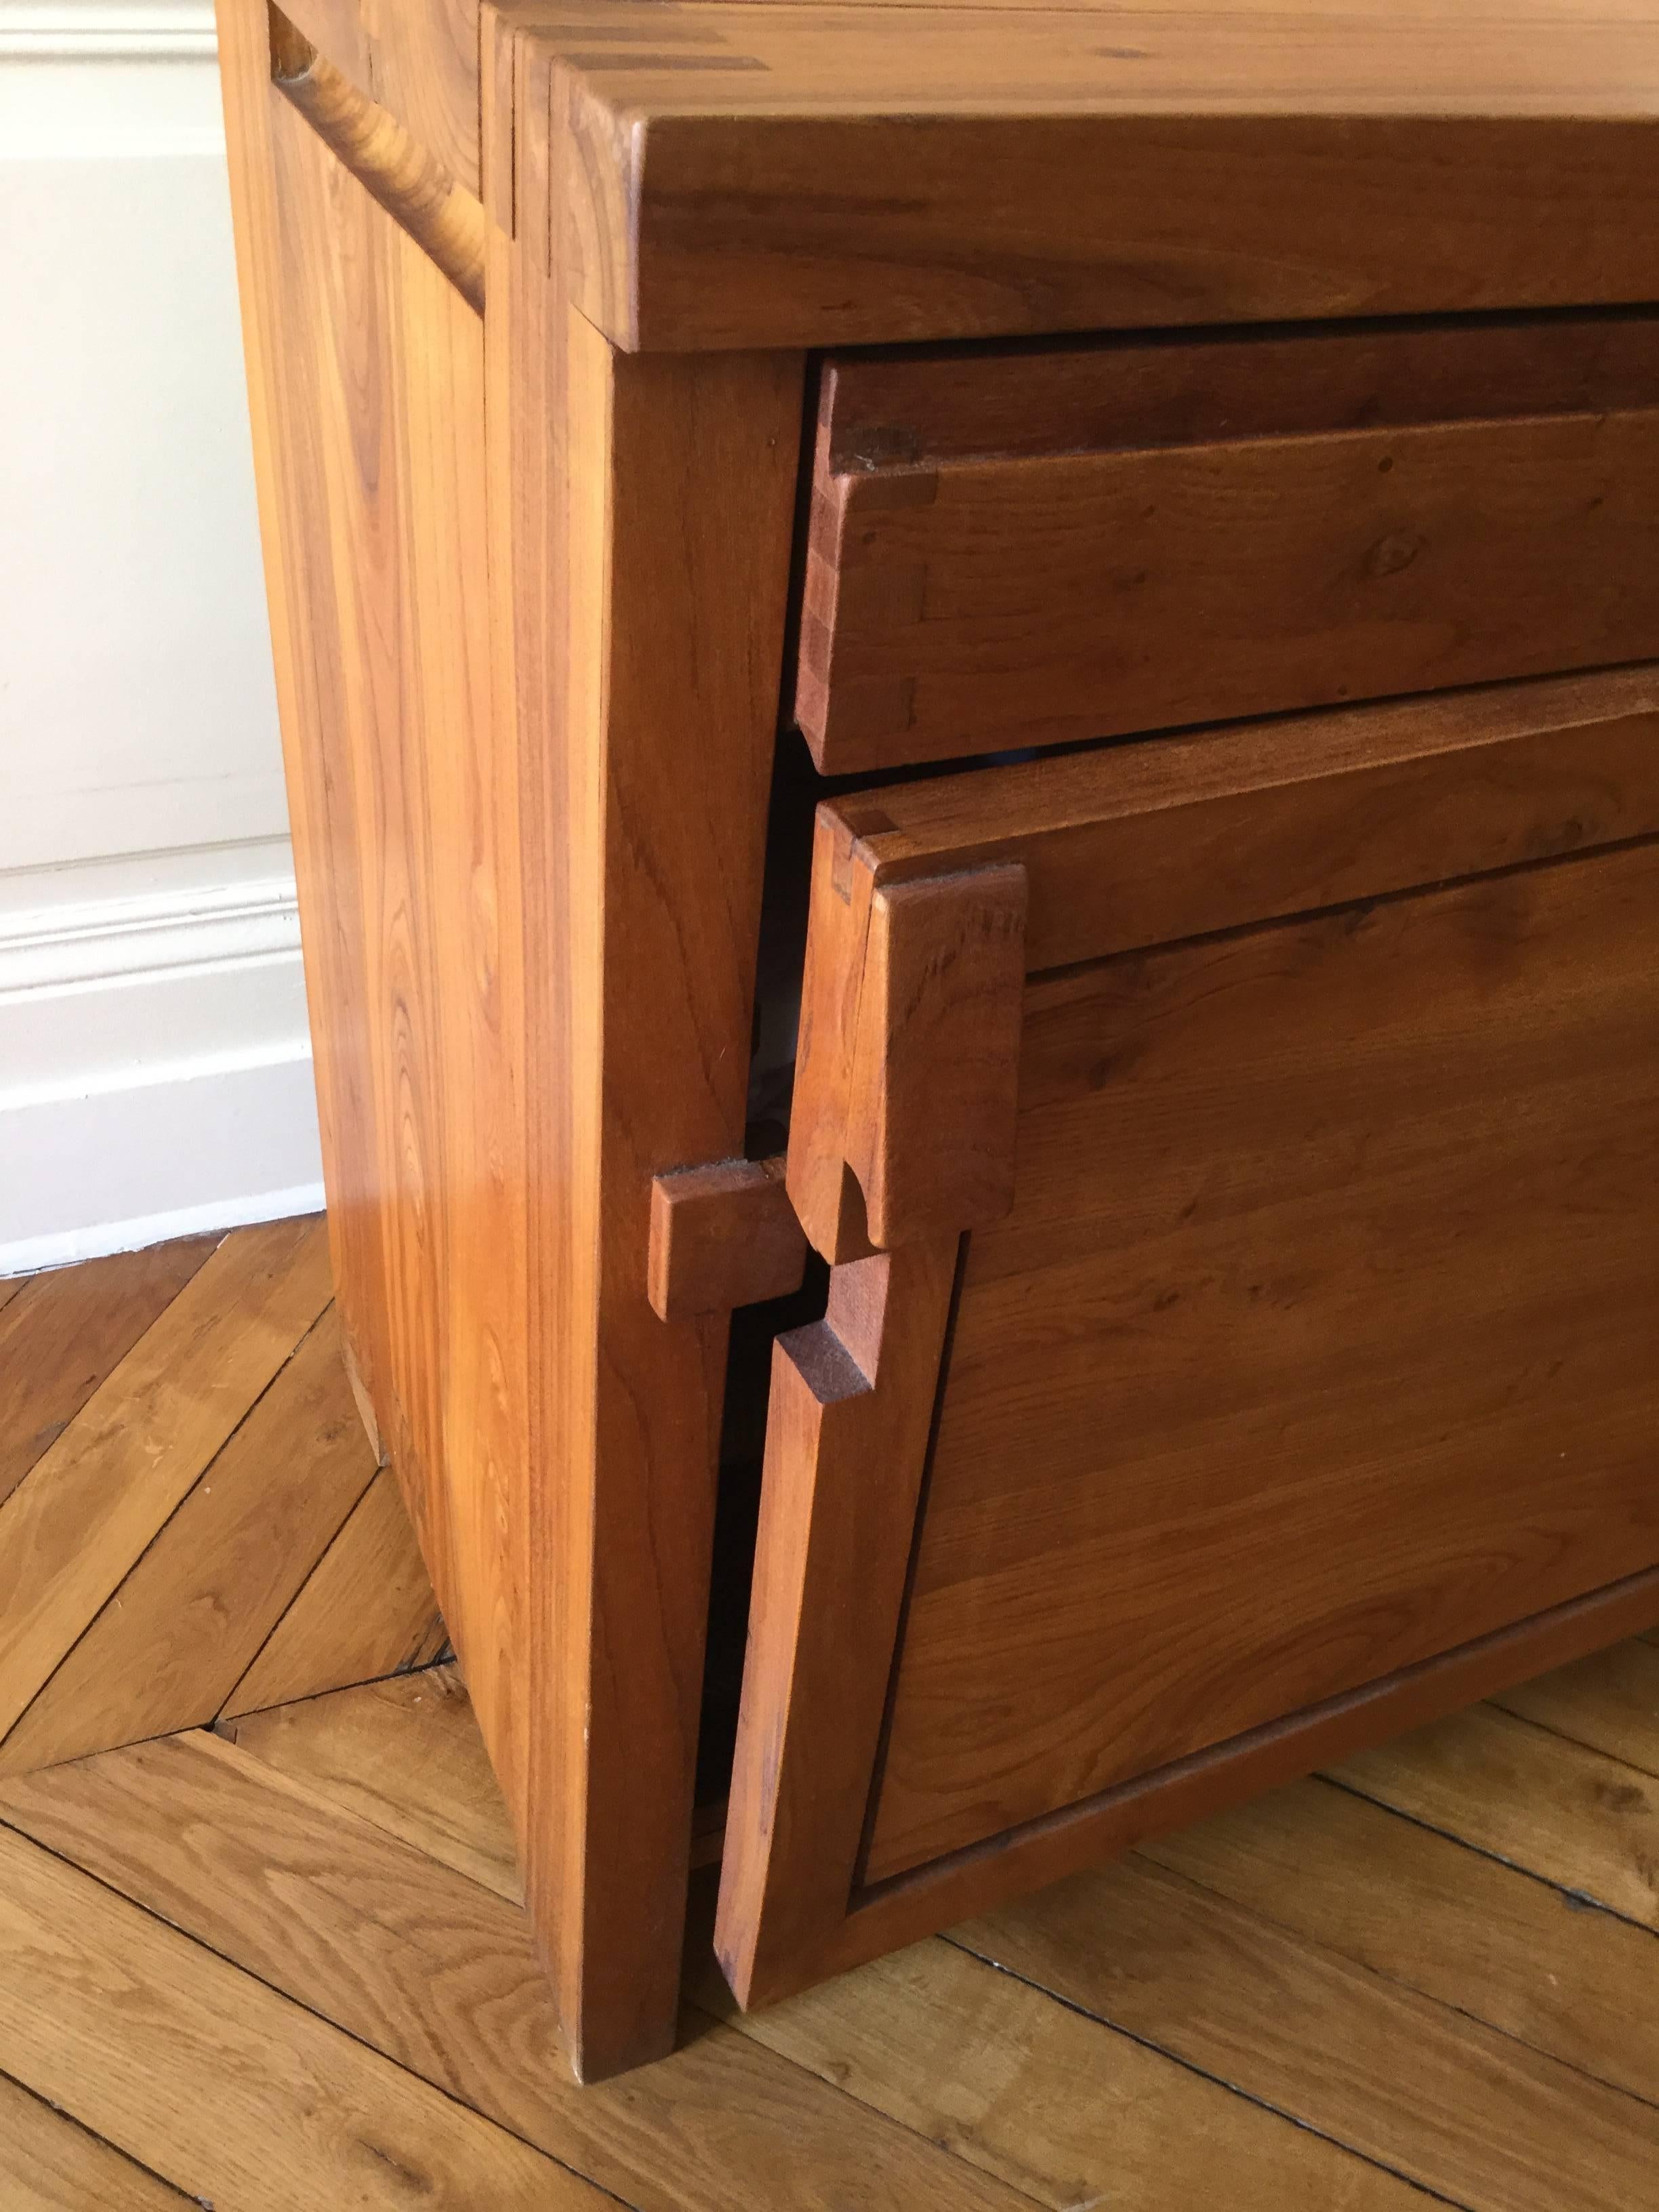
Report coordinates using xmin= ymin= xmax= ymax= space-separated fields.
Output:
xmin=1365 ymin=530 xmax=1424 ymax=579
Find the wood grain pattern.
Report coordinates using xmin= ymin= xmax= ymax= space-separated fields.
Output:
xmin=1143 ymin=1751 xmax=1659 ymax=2108
xmin=787 ymin=848 xmax=1028 ymax=1257
xmin=226 ymin=0 xmax=806 ymax=2074
xmin=1332 ymin=1701 xmax=1659 ymax=1927
xmin=812 ymin=665 xmax=1659 ymax=972
xmin=0 ymin=1729 xmax=1031 ymax=2212
xmin=224 ymin=0 xmax=1659 ymax=2077
xmin=490 ymin=3 xmax=1659 ymax=350
xmin=279 ymin=0 xmax=480 ymax=196
xmin=816 ymin=309 xmax=1659 ymax=470
xmin=871 ymin=842 xmax=1659 ymax=1877
xmin=0 ymin=1241 xmax=216 ymax=1511
xmin=0 ymin=1305 xmax=376 ymax=1777
xmin=955 ymin=1854 xmax=1659 ymax=2212
xmin=802 ymin=392 xmax=1659 ymax=768
xmin=855 ymin=871 xmax=1027 ymax=1250
xmin=1492 ymin=1636 xmax=1659 ymax=1776
xmin=647 ymin=1157 xmax=807 ymax=1324
xmin=722 ymin=671 xmax=1659 ymax=1999
xmin=780 ymin=805 xmax=886 ymax=1265
xmin=217 ymin=1466 xmax=445 ymax=1720
xmin=478 ymin=10 xmax=804 ymax=2073
xmin=0 ymin=1822 xmax=598 ymax=2209
xmin=217 ymin=1664 xmax=521 ymax=1898
xmin=716 ymin=1235 xmax=960 ymax=2006
xmin=0 ymin=1218 xmax=333 ymax=1744
xmin=722 ymin=1563 xmax=1659 ymax=2007
xmin=220 ymin=0 xmax=489 ymax=1674
xmin=0 ymin=2074 xmax=188 ymax=2212
xmin=272 ymin=12 xmax=487 ymax=310
xmin=695 ymin=1925 xmax=1426 ymax=2212
xmin=5 ymin=1555 xmax=1659 ymax=2208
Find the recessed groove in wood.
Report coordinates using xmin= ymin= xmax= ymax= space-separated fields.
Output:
xmin=268 ymin=4 xmax=486 ymax=312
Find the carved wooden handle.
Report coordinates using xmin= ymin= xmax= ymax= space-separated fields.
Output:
xmin=787 ymin=804 xmax=1028 ymax=1262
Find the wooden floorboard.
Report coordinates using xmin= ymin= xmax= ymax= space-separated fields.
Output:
xmin=1332 ymin=1702 xmax=1659 ymax=1930
xmin=3 ymin=1228 xmax=1658 ymax=2208
xmin=0 ymin=1240 xmax=216 ymax=1511
xmin=216 ymin=1662 xmax=523 ymax=1900
xmin=0 ymin=1821 xmax=599 ymax=2210
xmin=1143 ymin=1768 xmax=1659 ymax=2110
xmin=1490 ymin=1635 xmax=1659 ymax=1776
xmin=217 ymin=1467 xmax=447 ymax=1721
xmin=0 ymin=1307 xmax=375 ymax=1776
xmin=0 ymin=1220 xmax=335 ymax=1742
xmin=0 ymin=2070 xmax=191 ymax=2211
xmin=0 ymin=1227 xmax=445 ymax=1780
xmin=0 ymin=1732 xmax=1039 ymax=2212
xmin=953 ymin=1854 xmax=1659 ymax=2212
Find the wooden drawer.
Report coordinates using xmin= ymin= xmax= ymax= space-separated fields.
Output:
xmin=718 ymin=666 xmax=1659 ymax=2006
xmin=796 ymin=316 xmax=1659 ymax=773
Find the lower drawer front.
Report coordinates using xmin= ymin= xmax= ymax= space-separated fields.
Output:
xmin=867 ymin=838 xmax=1659 ymax=1878
xmin=716 ymin=666 xmax=1659 ymax=2009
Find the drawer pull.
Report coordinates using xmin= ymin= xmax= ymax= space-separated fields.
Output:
xmin=647 ymin=1155 xmax=807 ymax=1323
xmin=788 ymin=827 xmax=1027 ymax=1261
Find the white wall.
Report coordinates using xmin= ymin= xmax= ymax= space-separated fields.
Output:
xmin=0 ymin=0 xmax=323 ymax=1273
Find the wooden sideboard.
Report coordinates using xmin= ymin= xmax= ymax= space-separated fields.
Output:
xmin=216 ymin=0 xmax=1659 ymax=2081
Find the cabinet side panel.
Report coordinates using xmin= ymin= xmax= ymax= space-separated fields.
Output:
xmin=216 ymin=0 xmax=501 ymax=1680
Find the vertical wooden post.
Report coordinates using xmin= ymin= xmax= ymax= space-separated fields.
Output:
xmin=483 ymin=25 xmax=806 ymax=2080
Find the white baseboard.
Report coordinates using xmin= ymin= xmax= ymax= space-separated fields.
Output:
xmin=0 ymin=3 xmax=218 ymax=62
xmin=0 ymin=871 xmax=327 ymax=1275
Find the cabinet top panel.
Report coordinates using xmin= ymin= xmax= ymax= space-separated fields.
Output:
xmin=287 ymin=0 xmax=1659 ymax=348
xmin=495 ymin=0 xmax=1659 ymax=348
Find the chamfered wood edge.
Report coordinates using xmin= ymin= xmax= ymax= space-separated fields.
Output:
xmin=730 ymin=1561 xmax=1659 ymax=2009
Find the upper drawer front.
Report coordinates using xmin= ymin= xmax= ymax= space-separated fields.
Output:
xmin=796 ymin=316 xmax=1659 ymax=775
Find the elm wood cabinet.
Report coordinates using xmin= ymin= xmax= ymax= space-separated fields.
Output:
xmin=217 ymin=0 xmax=1659 ymax=2081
